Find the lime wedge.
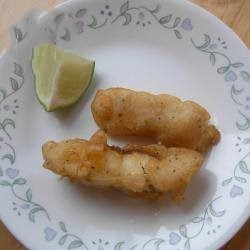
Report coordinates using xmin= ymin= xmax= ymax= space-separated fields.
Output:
xmin=31 ymin=44 xmax=95 ymax=111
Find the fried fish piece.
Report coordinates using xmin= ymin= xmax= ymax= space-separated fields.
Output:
xmin=91 ymin=88 xmax=220 ymax=153
xmin=42 ymin=130 xmax=203 ymax=201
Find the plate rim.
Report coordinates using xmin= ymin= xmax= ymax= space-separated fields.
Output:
xmin=0 ymin=0 xmax=249 ymax=249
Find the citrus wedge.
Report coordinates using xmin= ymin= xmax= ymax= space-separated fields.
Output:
xmin=32 ymin=44 xmax=95 ymax=111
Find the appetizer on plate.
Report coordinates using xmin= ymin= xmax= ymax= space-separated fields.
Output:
xmin=42 ymin=130 xmax=203 ymax=201
xmin=91 ymin=88 xmax=220 ymax=153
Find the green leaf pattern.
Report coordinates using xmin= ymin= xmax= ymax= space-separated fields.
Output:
xmin=54 ymin=14 xmax=65 ymax=24
xmin=221 ymin=153 xmax=250 ymax=199
xmin=68 ymin=240 xmax=83 ymax=250
xmin=58 ymin=235 xmax=67 ymax=245
xmin=120 ymin=1 xmax=129 ymax=14
xmin=191 ymin=34 xmax=250 ymax=131
xmin=26 ymin=188 xmax=32 ymax=202
xmin=209 ymin=53 xmax=215 ymax=65
xmin=0 ymin=180 xmax=11 ymax=186
xmin=239 ymin=161 xmax=250 ymax=174
xmin=0 ymin=62 xmax=24 ymax=108
xmin=13 ymin=177 xmax=26 ymax=185
xmin=159 ymin=15 xmax=172 ymax=24
xmin=48 ymin=1 xmax=187 ymax=43
xmin=75 ymin=9 xmax=87 ymax=18
xmin=29 ymin=208 xmax=44 ymax=222
xmin=1 ymin=154 xmax=15 ymax=165
xmin=14 ymin=62 xmax=23 ymax=77
xmin=179 ymin=225 xmax=187 ymax=237
xmin=169 ymin=196 xmax=227 ymax=249
xmin=110 ymin=1 xmax=184 ymax=37
xmin=13 ymin=27 xmax=27 ymax=43
xmin=59 ymin=221 xmax=67 ymax=233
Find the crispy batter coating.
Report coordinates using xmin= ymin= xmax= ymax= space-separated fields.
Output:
xmin=91 ymin=88 xmax=220 ymax=153
xmin=42 ymin=130 xmax=203 ymax=201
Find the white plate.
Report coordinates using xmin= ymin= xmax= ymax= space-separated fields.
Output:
xmin=0 ymin=0 xmax=249 ymax=249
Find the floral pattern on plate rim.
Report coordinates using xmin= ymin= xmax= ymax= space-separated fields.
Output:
xmin=0 ymin=1 xmax=249 ymax=250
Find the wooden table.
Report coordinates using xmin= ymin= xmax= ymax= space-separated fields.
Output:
xmin=0 ymin=0 xmax=249 ymax=249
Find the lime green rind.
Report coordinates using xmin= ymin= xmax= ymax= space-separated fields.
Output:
xmin=31 ymin=44 xmax=95 ymax=112
xmin=31 ymin=46 xmax=50 ymax=111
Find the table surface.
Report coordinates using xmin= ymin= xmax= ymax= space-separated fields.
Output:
xmin=0 ymin=0 xmax=249 ymax=249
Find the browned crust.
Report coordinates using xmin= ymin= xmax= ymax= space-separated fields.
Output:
xmin=91 ymin=88 xmax=221 ymax=153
